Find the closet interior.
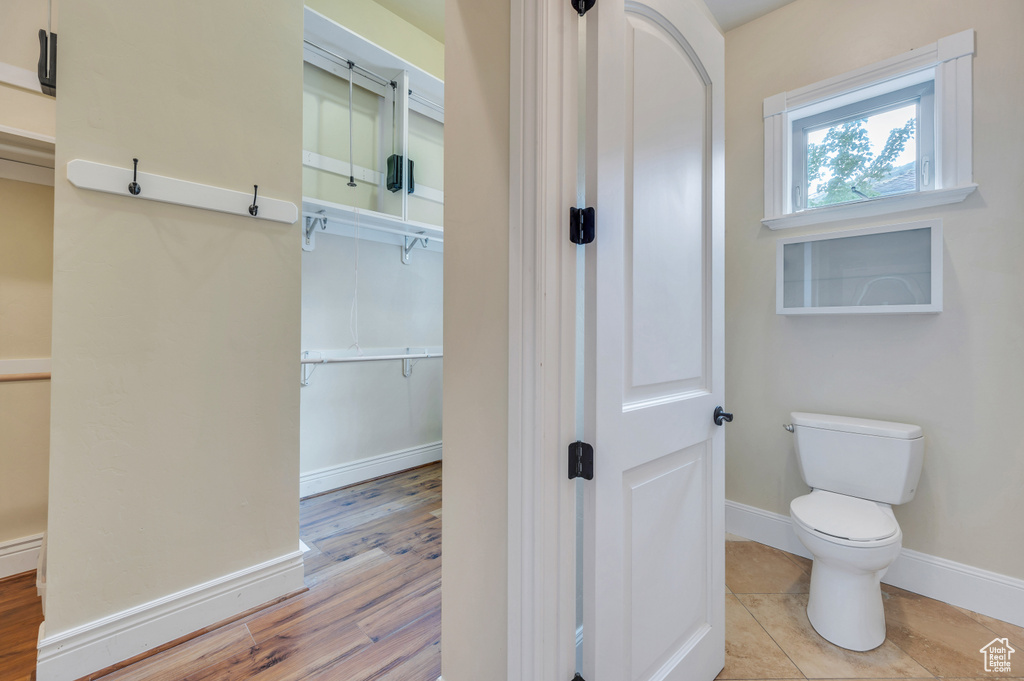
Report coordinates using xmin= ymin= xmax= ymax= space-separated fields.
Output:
xmin=299 ymin=7 xmax=444 ymax=498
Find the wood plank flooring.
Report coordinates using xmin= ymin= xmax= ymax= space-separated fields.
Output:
xmin=0 ymin=463 xmax=442 ymax=681
xmin=0 ymin=571 xmax=43 ymax=681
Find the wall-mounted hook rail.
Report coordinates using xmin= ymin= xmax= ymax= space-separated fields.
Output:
xmin=67 ymin=159 xmax=298 ymax=224
xmin=402 ymin=234 xmax=429 ymax=264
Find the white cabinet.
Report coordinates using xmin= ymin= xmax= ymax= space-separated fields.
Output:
xmin=777 ymin=220 xmax=942 ymax=315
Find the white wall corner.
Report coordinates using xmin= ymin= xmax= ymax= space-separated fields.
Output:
xmin=725 ymin=499 xmax=1024 ymax=629
xmin=937 ymin=28 xmax=975 ymax=62
xmin=299 ymin=441 xmax=442 ymax=498
xmin=763 ymin=92 xmax=786 ymax=118
xmin=35 ymin=549 xmax=305 ymax=681
xmin=0 ymin=533 xmax=44 ymax=579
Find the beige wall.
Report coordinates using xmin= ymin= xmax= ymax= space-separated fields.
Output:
xmin=724 ymin=0 xmax=1024 ymax=578
xmin=306 ymin=0 xmax=445 ymax=80
xmin=441 ymin=0 xmax=510 ymax=677
xmin=45 ymin=0 xmax=303 ymax=635
xmin=0 ymin=178 xmax=53 ymax=544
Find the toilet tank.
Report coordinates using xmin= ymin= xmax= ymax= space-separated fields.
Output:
xmin=791 ymin=412 xmax=924 ymax=505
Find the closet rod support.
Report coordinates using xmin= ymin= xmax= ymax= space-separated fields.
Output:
xmin=402 ymin=234 xmax=429 ymax=264
xmin=305 ymin=210 xmax=327 ymax=248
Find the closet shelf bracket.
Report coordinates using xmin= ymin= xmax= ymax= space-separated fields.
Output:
xmin=304 ymin=211 xmax=327 ymax=251
xmin=402 ymin=234 xmax=429 ymax=264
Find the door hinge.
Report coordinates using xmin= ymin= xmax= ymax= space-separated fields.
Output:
xmin=570 ymin=0 xmax=595 ymax=16
xmin=568 ymin=441 xmax=594 ymax=480
xmin=569 ymin=206 xmax=595 ymax=245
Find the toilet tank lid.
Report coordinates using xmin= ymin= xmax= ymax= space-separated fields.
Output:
xmin=791 ymin=412 xmax=922 ymax=439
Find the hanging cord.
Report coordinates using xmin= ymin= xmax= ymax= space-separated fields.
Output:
xmin=391 ymin=81 xmax=398 ymax=157
xmin=348 ymin=211 xmax=362 ymax=354
xmin=347 ymin=61 xmax=357 ymax=188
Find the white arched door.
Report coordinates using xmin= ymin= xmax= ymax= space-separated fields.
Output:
xmin=583 ymin=0 xmax=726 ymax=679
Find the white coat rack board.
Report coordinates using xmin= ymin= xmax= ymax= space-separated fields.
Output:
xmin=66 ymin=159 xmax=299 ymax=224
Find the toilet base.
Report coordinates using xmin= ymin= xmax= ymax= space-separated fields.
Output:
xmin=806 ymin=559 xmax=886 ymax=651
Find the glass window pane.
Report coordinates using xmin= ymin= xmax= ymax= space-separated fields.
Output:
xmin=806 ymin=102 xmax=917 ymax=208
xmin=782 ymin=228 xmax=932 ymax=309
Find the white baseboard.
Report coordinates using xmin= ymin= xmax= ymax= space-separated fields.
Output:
xmin=300 ymin=441 xmax=442 ymax=498
xmin=725 ymin=499 xmax=1024 ymax=629
xmin=0 ymin=533 xmax=43 ymax=579
xmin=35 ymin=549 xmax=305 ymax=681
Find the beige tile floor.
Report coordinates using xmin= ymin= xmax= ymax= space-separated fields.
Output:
xmin=720 ymin=535 xmax=1024 ymax=680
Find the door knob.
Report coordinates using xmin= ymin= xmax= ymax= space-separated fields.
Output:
xmin=714 ymin=406 xmax=733 ymax=426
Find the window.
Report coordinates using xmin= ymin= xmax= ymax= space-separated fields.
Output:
xmin=793 ymin=82 xmax=934 ymax=210
xmin=763 ymin=29 xmax=976 ymax=230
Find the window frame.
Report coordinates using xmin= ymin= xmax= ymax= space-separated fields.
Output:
xmin=762 ymin=29 xmax=976 ymax=230
xmin=792 ymin=81 xmax=935 ymax=211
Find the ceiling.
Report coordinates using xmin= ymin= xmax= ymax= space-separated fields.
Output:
xmin=369 ymin=0 xmax=796 ymax=46
xmin=373 ymin=0 xmax=445 ymax=44
xmin=703 ymin=0 xmax=798 ymax=32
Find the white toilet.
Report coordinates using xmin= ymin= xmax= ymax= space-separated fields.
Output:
xmin=787 ymin=412 xmax=924 ymax=652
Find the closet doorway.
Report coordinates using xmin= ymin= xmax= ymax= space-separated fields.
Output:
xmin=296 ymin=5 xmax=445 ymax=675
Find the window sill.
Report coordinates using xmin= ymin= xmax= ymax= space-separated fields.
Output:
xmin=762 ymin=184 xmax=977 ymax=230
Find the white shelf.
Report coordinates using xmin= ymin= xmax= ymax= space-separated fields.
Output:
xmin=301 ymin=196 xmax=443 ymax=253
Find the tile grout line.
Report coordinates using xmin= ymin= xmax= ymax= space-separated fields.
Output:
xmin=728 ymin=592 xmax=809 ymax=680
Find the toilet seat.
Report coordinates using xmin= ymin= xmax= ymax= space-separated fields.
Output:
xmin=791 ymin=490 xmax=899 ymax=545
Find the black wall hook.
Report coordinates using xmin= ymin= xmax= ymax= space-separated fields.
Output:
xmin=128 ymin=158 xmax=141 ymax=195
xmin=249 ymin=185 xmax=259 ymax=217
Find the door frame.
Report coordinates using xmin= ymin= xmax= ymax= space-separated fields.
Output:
xmin=507 ymin=1 xmax=580 ymax=679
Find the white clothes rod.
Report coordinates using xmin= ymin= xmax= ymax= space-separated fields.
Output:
xmin=67 ymin=159 xmax=298 ymax=224
xmin=301 ymin=348 xmax=443 ymax=364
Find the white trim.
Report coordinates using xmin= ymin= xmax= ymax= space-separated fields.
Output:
xmin=0 ymin=533 xmax=44 ymax=579
xmin=507 ymin=1 xmax=578 ymax=680
xmin=0 ymin=158 xmax=54 ymax=186
xmin=0 ymin=61 xmax=43 ymax=94
xmin=299 ymin=441 xmax=442 ymax=498
xmin=0 ymin=124 xmax=54 ymax=145
xmin=763 ymin=29 xmax=975 ymax=229
xmin=302 ymin=150 xmax=444 ymax=204
xmin=0 ymin=358 xmax=52 ymax=375
xmin=35 ymin=549 xmax=305 ymax=681
xmin=725 ymin=499 xmax=1024 ymax=629
xmin=763 ymin=184 xmax=975 ymax=230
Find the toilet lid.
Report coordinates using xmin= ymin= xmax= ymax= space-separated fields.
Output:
xmin=791 ymin=490 xmax=899 ymax=542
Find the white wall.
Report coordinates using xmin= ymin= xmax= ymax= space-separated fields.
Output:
xmin=300 ymin=234 xmax=443 ymax=477
xmin=724 ymin=0 xmax=1024 ymax=579
xmin=46 ymin=0 xmax=303 ymax=637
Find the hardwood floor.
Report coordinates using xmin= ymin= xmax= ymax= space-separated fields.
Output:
xmin=0 ymin=463 xmax=442 ymax=681
xmin=0 ymin=571 xmax=43 ymax=681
